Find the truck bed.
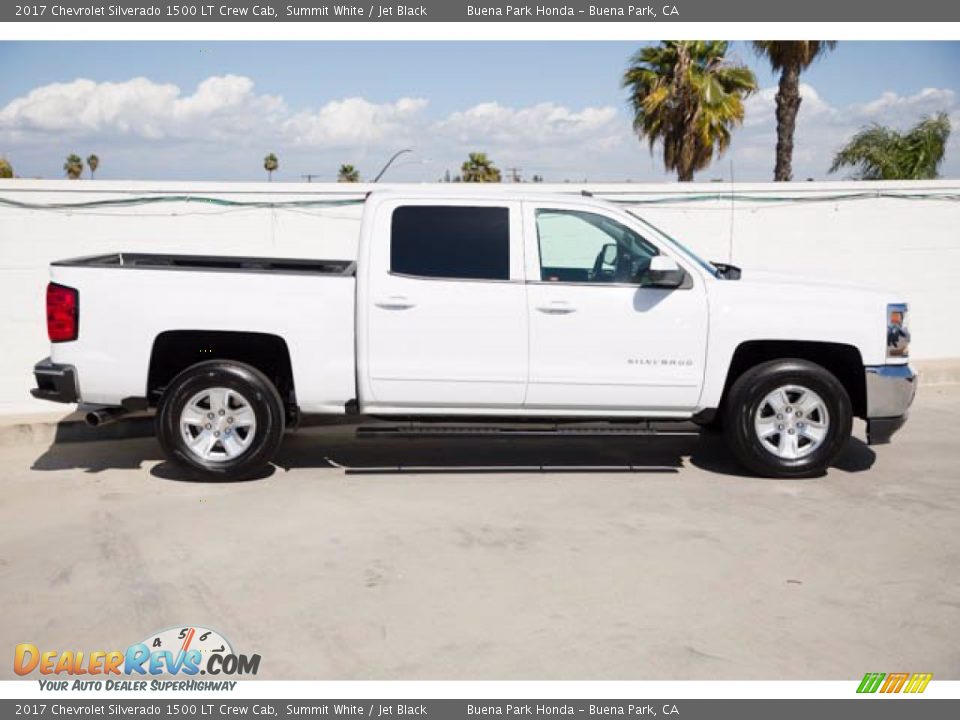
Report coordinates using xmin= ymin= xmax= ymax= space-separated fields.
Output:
xmin=47 ymin=251 xmax=358 ymax=413
xmin=52 ymin=253 xmax=356 ymax=276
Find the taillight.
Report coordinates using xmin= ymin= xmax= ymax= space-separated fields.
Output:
xmin=47 ymin=283 xmax=78 ymax=342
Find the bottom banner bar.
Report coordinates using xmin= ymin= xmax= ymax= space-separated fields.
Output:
xmin=2 ymin=699 xmax=958 ymax=719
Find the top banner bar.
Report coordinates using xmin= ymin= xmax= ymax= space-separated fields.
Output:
xmin=5 ymin=0 xmax=960 ymax=23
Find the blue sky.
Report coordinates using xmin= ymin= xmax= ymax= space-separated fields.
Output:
xmin=1 ymin=41 xmax=958 ymax=182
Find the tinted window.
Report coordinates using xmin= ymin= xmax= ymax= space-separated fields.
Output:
xmin=391 ymin=206 xmax=510 ymax=280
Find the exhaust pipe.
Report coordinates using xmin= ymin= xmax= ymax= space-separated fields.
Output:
xmin=84 ymin=406 xmax=129 ymax=428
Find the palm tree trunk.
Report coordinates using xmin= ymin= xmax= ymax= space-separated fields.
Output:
xmin=774 ymin=63 xmax=802 ymax=181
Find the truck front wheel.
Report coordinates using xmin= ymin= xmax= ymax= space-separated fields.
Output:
xmin=723 ymin=359 xmax=852 ymax=478
xmin=156 ymin=360 xmax=285 ymax=481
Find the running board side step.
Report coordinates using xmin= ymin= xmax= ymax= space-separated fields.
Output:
xmin=356 ymin=420 xmax=701 ymax=438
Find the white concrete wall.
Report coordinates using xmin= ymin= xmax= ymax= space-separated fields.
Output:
xmin=1 ymin=179 xmax=958 ymax=415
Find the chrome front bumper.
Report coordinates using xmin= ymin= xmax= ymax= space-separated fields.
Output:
xmin=864 ymin=364 xmax=917 ymax=444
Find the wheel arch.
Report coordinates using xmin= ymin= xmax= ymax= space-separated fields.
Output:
xmin=720 ymin=340 xmax=867 ymax=419
xmin=147 ymin=330 xmax=297 ymax=419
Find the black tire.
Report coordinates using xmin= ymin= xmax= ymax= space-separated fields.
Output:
xmin=723 ymin=358 xmax=852 ymax=478
xmin=157 ymin=360 xmax=285 ymax=481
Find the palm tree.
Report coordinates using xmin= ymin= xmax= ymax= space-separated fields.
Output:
xmin=0 ymin=157 xmax=13 ymax=179
xmin=86 ymin=154 xmax=100 ymax=179
xmin=622 ymin=41 xmax=757 ymax=182
xmin=753 ymin=41 xmax=837 ymax=181
xmin=337 ymin=164 xmax=360 ymax=183
xmin=263 ymin=153 xmax=279 ymax=181
xmin=829 ymin=112 xmax=951 ymax=180
xmin=460 ymin=152 xmax=502 ymax=183
xmin=63 ymin=154 xmax=83 ymax=180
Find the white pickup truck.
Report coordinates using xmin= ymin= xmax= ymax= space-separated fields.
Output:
xmin=32 ymin=189 xmax=916 ymax=480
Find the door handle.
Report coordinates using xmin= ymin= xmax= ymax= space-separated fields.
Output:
xmin=374 ymin=296 xmax=416 ymax=310
xmin=536 ymin=301 xmax=576 ymax=315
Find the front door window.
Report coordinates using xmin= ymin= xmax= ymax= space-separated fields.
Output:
xmin=535 ymin=209 xmax=659 ymax=284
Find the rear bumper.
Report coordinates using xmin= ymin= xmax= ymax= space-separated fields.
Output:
xmin=864 ymin=364 xmax=917 ymax=445
xmin=31 ymin=357 xmax=79 ymax=404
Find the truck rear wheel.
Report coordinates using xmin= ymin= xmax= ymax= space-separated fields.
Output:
xmin=723 ymin=358 xmax=852 ymax=478
xmin=157 ymin=360 xmax=285 ymax=481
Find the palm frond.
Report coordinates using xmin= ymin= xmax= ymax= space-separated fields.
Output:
xmin=622 ymin=41 xmax=757 ymax=180
xmin=830 ymin=113 xmax=951 ymax=180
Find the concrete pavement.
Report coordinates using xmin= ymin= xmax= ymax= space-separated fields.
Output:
xmin=1 ymin=385 xmax=958 ymax=680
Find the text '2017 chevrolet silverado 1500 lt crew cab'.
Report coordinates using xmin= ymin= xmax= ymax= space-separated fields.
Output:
xmin=32 ymin=189 xmax=916 ymax=480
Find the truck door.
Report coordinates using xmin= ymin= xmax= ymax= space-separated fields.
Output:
xmin=360 ymin=199 xmax=528 ymax=410
xmin=522 ymin=202 xmax=709 ymax=413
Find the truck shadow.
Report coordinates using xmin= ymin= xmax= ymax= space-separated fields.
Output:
xmin=270 ymin=422 xmax=875 ymax=478
xmin=687 ymin=429 xmax=877 ymax=478
xmin=277 ymin=432 xmax=690 ymax=476
xmin=29 ymin=422 xmax=876 ymax=481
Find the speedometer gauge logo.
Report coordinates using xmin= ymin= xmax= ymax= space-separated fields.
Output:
xmin=141 ymin=626 xmax=233 ymax=665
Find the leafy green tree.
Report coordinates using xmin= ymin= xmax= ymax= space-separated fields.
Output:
xmin=263 ymin=153 xmax=279 ymax=181
xmin=622 ymin=41 xmax=757 ymax=181
xmin=0 ymin=157 xmax=13 ymax=179
xmin=829 ymin=112 xmax=952 ymax=180
xmin=460 ymin=152 xmax=502 ymax=183
xmin=86 ymin=154 xmax=100 ymax=179
xmin=63 ymin=154 xmax=84 ymax=180
xmin=337 ymin=164 xmax=360 ymax=183
xmin=753 ymin=41 xmax=837 ymax=181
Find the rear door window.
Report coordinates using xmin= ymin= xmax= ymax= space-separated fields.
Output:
xmin=391 ymin=205 xmax=510 ymax=281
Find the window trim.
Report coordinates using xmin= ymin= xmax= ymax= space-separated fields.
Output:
xmin=388 ymin=270 xmax=522 ymax=285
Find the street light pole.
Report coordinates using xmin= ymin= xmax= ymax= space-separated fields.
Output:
xmin=373 ymin=148 xmax=413 ymax=182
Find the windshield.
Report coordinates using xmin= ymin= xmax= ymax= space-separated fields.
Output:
xmin=625 ymin=209 xmax=721 ymax=278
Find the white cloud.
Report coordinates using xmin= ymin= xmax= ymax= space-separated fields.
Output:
xmin=1 ymin=74 xmax=957 ymax=182
xmin=0 ymin=75 xmax=431 ymax=149
xmin=0 ymin=78 xmax=617 ymax=151
xmin=434 ymin=101 xmax=620 ymax=148
xmin=742 ymin=83 xmax=831 ymax=128
xmin=857 ymin=87 xmax=955 ymax=118
xmin=0 ymin=75 xmax=286 ymax=142
xmin=0 ymin=75 xmax=627 ymax=180
xmin=283 ymin=96 xmax=428 ymax=147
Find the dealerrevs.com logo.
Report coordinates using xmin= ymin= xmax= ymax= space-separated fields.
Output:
xmin=14 ymin=626 xmax=260 ymax=690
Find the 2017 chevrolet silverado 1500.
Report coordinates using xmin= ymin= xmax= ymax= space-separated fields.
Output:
xmin=32 ymin=189 xmax=916 ymax=479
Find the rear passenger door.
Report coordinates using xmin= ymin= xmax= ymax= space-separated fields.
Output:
xmin=361 ymin=199 xmax=528 ymax=410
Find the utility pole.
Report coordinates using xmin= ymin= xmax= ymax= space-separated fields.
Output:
xmin=300 ymin=173 xmax=323 ymax=183
xmin=505 ymin=167 xmax=523 ymax=183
